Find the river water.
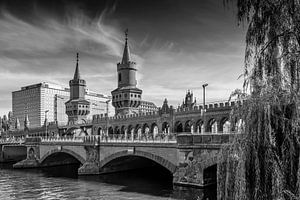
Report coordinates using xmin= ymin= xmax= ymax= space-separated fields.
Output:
xmin=0 ymin=164 xmax=216 ymax=200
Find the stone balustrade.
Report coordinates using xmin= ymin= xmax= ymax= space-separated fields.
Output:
xmin=0 ymin=137 xmax=25 ymax=144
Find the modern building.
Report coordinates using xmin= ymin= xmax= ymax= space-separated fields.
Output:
xmin=12 ymin=82 xmax=114 ymax=129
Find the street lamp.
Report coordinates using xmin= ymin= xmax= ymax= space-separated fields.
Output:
xmin=105 ymin=100 xmax=111 ymax=138
xmin=202 ymin=84 xmax=208 ymax=133
xmin=44 ymin=110 xmax=49 ymax=137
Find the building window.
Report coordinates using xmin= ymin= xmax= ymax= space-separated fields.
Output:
xmin=118 ymin=73 xmax=122 ymax=82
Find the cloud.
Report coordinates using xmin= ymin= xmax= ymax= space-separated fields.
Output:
xmin=0 ymin=0 xmax=246 ymax=116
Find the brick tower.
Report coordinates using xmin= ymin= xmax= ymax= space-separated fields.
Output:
xmin=111 ymin=30 xmax=142 ymax=116
xmin=65 ymin=53 xmax=90 ymax=124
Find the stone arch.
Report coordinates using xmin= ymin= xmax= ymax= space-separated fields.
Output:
xmin=99 ymin=150 xmax=177 ymax=173
xmin=220 ymin=117 xmax=230 ymax=133
xmin=64 ymin=126 xmax=81 ymax=136
xmin=108 ymin=127 xmax=114 ymax=138
xmin=97 ymin=127 xmax=103 ymax=136
xmin=134 ymin=124 xmax=142 ymax=139
xmin=162 ymin=122 xmax=170 ymax=134
xmin=206 ymin=118 xmax=217 ymax=133
xmin=174 ymin=121 xmax=183 ymax=133
xmin=142 ymin=123 xmax=150 ymax=139
xmin=195 ymin=119 xmax=204 ymax=134
xmin=202 ymin=155 xmax=219 ymax=170
xmin=150 ymin=123 xmax=158 ymax=138
xmin=184 ymin=120 xmax=193 ymax=133
xmin=39 ymin=148 xmax=85 ymax=165
xmin=127 ymin=125 xmax=134 ymax=139
xmin=114 ymin=126 xmax=120 ymax=135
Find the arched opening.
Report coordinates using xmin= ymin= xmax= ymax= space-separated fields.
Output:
xmin=175 ymin=121 xmax=183 ymax=133
xmin=203 ymin=164 xmax=217 ymax=186
xmin=114 ymin=126 xmax=120 ymax=138
xmin=142 ymin=123 xmax=150 ymax=139
xmin=162 ymin=122 xmax=170 ymax=134
xmin=184 ymin=120 xmax=193 ymax=133
xmin=63 ymin=127 xmax=87 ymax=137
xmin=108 ymin=127 xmax=114 ymax=138
xmin=40 ymin=151 xmax=83 ymax=178
xmin=220 ymin=117 xmax=230 ymax=134
xmin=196 ymin=119 xmax=204 ymax=134
xmin=235 ymin=119 xmax=244 ymax=133
xmin=100 ymin=155 xmax=173 ymax=189
xmin=207 ymin=118 xmax=217 ymax=133
xmin=134 ymin=124 xmax=142 ymax=140
xmin=150 ymin=123 xmax=158 ymax=139
xmin=128 ymin=125 xmax=134 ymax=140
xmin=97 ymin=127 xmax=103 ymax=136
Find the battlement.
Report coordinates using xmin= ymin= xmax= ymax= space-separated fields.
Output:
xmin=92 ymin=110 xmax=159 ymax=123
xmin=174 ymin=100 xmax=243 ymax=114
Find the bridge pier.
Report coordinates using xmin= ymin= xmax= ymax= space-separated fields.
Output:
xmin=13 ymin=145 xmax=40 ymax=168
xmin=78 ymin=146 xmax=100 ymax=175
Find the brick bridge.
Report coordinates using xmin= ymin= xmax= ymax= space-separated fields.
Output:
xmin=13 ymin=133 xmax=237 ymax=187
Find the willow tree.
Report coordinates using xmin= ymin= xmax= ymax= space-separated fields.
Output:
xmin=218 ymin=1 xmax=300 ymax=200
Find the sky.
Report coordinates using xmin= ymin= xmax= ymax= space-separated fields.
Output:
xmin=0 ymin=0 xmax=246 ymax=116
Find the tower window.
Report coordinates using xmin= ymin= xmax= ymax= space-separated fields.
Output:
xmin=118 ymin=73 xmax=122 ymax=82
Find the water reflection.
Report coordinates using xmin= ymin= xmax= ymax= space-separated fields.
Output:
xmin=0 ymin=163 xmax=216 ymax=200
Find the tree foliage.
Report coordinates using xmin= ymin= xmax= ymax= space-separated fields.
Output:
xmin=218 ymin=1 xmax=300 ymax=199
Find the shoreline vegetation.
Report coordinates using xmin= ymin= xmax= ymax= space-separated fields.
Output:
xmin=218 ymin=1 xmax=300 ymax=199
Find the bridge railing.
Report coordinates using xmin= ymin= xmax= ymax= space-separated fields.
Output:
xmin=37 ymin=135 xmax=177 ymax=144
xmin=40 ymin=136 xmax=84 ymax=143
xmin=83 ymin=135 xmax=177 ymax=145
xmin=0 ymin=137 xmax=25 ymax=144
xmin=177 ymin=132 xmax=241 ymax=145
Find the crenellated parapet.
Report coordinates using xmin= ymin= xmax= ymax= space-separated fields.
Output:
xmin=90 ymin=99 xmax=242 ymax=138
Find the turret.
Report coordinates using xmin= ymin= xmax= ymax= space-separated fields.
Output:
xmin=111 ymin=29 xmax=142 ymax=116
xmin=24 ymin=114 xmax=30 ymax=130
xmin=65 ymin=53 xmax=90 ymax=125
xmin=15 ymin=117 xmax=20 ymax=130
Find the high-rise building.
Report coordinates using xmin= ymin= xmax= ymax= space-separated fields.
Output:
xmin=12 ymin=82 xmax=114 ymax=129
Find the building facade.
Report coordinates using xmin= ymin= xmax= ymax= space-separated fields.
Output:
xmin=12 ymin=82 xmax=114 ymax=129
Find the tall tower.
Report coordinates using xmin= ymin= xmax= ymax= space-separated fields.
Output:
xmin=111 ymin=30 xmax=142 ymax=116
xmin=65 ymin=53 xmax=90 ymax=124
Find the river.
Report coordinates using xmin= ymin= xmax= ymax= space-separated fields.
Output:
xmin=0 ymin=164 xmax=216 ymax=200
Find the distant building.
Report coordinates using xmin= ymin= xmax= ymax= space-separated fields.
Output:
xmin=12 ymin=82 xmax=114 ymax=129
xmin=139 ymin=101 xmax=158 ymax=113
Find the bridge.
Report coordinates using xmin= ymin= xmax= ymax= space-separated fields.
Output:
xmin=11 ymin=132 xmax=238 ymax=188
xmin=0 ymin=137 xmax=27 ymax=163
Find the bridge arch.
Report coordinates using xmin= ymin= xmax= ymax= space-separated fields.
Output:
xmin=39 ymin=148 xmax=85 ymax=165
xmin=184 ymin=120 xmax=193 ymax=133
xmin=175 ymin=121 xmax=183 ymax=133
xmin=196 ymin=119 xmax=203 ymax=133
xmin=99 ymin=150 xmax=177 ymax=174
xmin=207 ymin=118 xmax=217 ymax=133
xmin=162 ymin=122 xmax=170 ymax=134
xmin=64 ymin=126 xmax=85 ymax=136
xmin=150 ymin=123 xmax=158 ymax=138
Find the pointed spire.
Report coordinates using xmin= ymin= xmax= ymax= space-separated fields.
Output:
xmin=24 ymin=114 xmax=30 ymax=129
xmin=15 ymin=118 xmax=20 ymax=130
xmin=73 ymin=53 xmax=81 ymax=80
xmin=121 ymin=29 xmax=131 ymax=64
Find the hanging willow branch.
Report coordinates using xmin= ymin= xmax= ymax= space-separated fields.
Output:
xmin=218 ymin=1 xmax=300 ymax=200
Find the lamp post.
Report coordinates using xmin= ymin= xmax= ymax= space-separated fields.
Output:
xmin=202 ymin=84 xmax=208 ymax=133
xmin=44 ymin=110 xmax=49 ymax=137
xmin=105 ymin=100 xmax=111 ymax=139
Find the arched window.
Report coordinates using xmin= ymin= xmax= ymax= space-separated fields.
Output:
xmin=118 ymin=73 xmax=122 ymax=82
